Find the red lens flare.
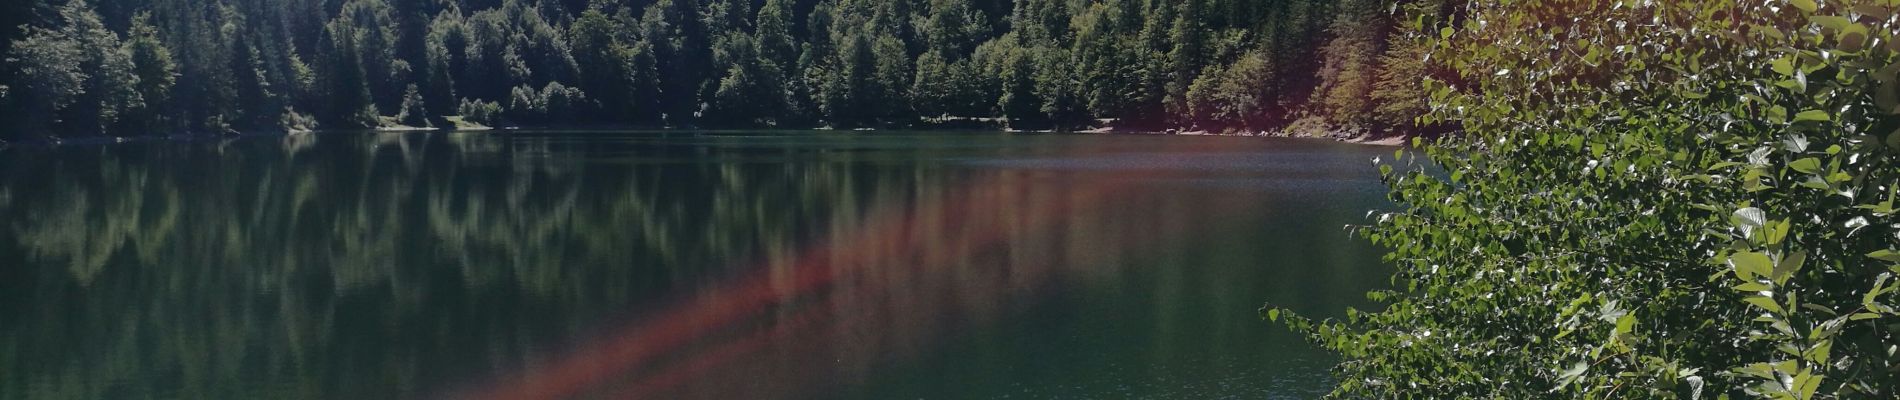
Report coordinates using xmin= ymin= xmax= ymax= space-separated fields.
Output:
xmin=461 ymin=139 xmax=1229 ymax=400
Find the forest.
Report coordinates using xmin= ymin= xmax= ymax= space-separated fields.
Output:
xmin=0 ymin=0 xmax=1455 ymax=140
xmin=11 ymin=0 xmax=1898 ymax=398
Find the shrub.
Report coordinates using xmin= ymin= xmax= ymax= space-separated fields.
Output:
xmin=457 ymin=98 xmax=501 ymax=127
xmin=499 ymin=82 xmax=590 ymax=126
xmin=504 ymin=84 xmax=545 ymax=125
xmin=280 ymin=109 xmax=319 ymax=132
xmin=1185 ymin=50 xmax=1274 ymax=131
xmin=1272 ymin=1 xmax=1900 ymax=399
xmin=539 ymin=81 xmax=589 ymax=124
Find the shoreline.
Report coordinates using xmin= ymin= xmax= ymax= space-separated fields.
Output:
xmin=1066 ymin=125 xmax=1411 ymax=146
xmin=0 ymin=125 xmax=1412 ymax=149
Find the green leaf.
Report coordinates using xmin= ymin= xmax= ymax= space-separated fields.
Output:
xmin=1769 ymin=105 xmax=1791 ymax=124
xmin=1871 ymin=250 xmax=1900 ymax=263
xmin=1791 ymin=0 xmax=1816 ymax=13
xmin=1775 ymin=251 xmax=1807 ymax=283
xmin=1745 ymin=296 xmax=1784 ymax=313
xmin=1826 ymin=171 xmax=1852 ymax=183
xmin=1802 ymin=341 xmax=1833 ymax=368
xmin=1734 ymin=282 xmax=1772 ymax=292
xmin=1732 ymin=252 xmax=1773 ymax=281
xmin=1765 ymin=220 xmax=1791 ymax=245
xmin=1795 ymin=370 xmax=1823 ymax=400
xmin=1772 ymin=56 xmax=1797 ymax=76
xmin=1775 ymin=78 xmax=1806 ymax=91
xmin=1738 ymin=363 xmax=1773 ymax=380
xmin=1793 ymin=110 xmax=1831 ymax=123
xmin=1868 ymin=275 xmax=1893 ymax=307
xmin=1774 ymin=360 xmax=1799 ymax=375
xmin=1789 ymin=158 xmax=1822 ymax=174
xmin=1811 ymin=15 xmax=1851 ymax=31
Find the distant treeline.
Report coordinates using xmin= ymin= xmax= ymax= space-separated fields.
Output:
xmin=0 ymin=0 xmax=1457 ymax=139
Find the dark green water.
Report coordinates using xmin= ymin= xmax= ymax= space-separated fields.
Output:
xmin=0 ymin=131 xmax=1393 ymax=400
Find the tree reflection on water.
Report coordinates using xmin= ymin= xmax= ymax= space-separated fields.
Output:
xmin=0 ymin=131 xmax=1390 ymax=399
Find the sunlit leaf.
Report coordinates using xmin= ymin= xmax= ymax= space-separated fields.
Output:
xmin=1744 ymin=296 xmax=1784 ymax=313
xmin=1790 ymin=158 xmax=1822 ymax=174
xmin=1731 ymin=252 xmax=1773 ymax=281
xmin=1732 ymin=208 xmax=1767 ymax=230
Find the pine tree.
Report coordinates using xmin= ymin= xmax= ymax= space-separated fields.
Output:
xmin=911 ymin=50 xmax=954 ymax=118
xmin=710 ymin=34 xmax=783 ymax=126
xmin=702 ymin=0 xmax=752 ymax=37
xmin=570 ymin=9 xmax=632 ymax=123
xmin=827 ymin=32 xmax=876 ymax=127
xmin=781 ymin=42 xmax=821 ymax=127
xmin=756 ymin=0 xmax=796 ymax=70
xmin=318 ymin=19 xmax=377 ymax=128
xmin=1164 ymin=0 xmax=1206 ymax=122
xmin=1124 ymin=0 xmax=1175 ymax=128
xmin=515 ymin=2 xmax=576 ymax=88
xmin=920 ymin=0 xmax=990 ymax=58
xmin=755 ymin=0 xmax=800 ymax=124
xmin=421 ymin=35 xmax=456 ymax=120
xmin=627 ymin=38 xmax=662 ymax=125
xmin=397 ymin=83 xmax=426 ymax=126
xmin=316 ymin=0 xmax=401 ymax=128
xmin=1310 ymin=0 xmax=1387 ymax=127
xmin=1368 ymin=0 xmax=1457 ymax=133
xmin=1368 ymin=36 xmax=1429 ymax=130
xmin=230 ymin=37 xmax=284 ymax=131
xmin=1074 ymin=1 xmax=1135 ymax=122
xmin=993 ymin=39 xmax=1040 ymax=128
xmin=640 ymin=0 xmax=711 ymax=126
xmin=425 ymin=9 xmax=468 ymax=117
xmin=460 ymin=8 xmax=515 ymax=102
xmin=1032 ymin=47 xmax=1086 ymax=130
xmin=870 ymin=35 xmax=913 ymax=124
xmin=341 ymin=0 xmax=400 ymax=115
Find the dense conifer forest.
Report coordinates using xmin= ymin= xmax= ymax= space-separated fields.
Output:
xmin=0 ymin=0 xmax=1454 ymax=139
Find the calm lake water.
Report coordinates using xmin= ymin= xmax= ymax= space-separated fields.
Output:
xmin=0 ymin=131 xmax=1393 ymax=399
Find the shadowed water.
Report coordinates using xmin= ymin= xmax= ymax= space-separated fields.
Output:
xmin=0 ymin=131 xmax=1393 ymax=399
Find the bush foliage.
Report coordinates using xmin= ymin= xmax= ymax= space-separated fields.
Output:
xmin=1273 ymin=0 xmax=1900 ymax=398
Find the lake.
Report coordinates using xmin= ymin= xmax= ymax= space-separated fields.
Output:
xmin=0 ymin=131 xmax=1394 ymax=399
